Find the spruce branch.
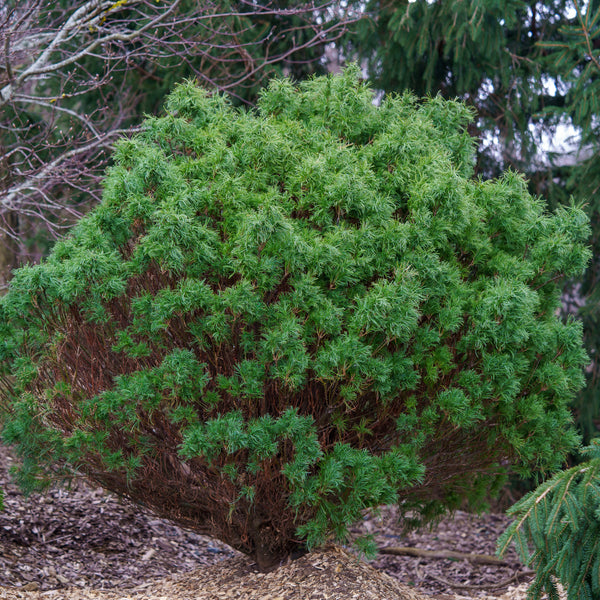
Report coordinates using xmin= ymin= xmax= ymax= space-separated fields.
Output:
xmin=498 ymin=444 xmax=600 ymax=600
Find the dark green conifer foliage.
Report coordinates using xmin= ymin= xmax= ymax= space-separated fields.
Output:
xmin=498 ymin=441 xmax=600 ymax=600
xmin=0 ymin=68 xmax=590 ymax=570
xmin=350 ymin=0 xmax=573 ymax=178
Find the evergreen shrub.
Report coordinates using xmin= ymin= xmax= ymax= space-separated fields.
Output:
xmin=0 ymin=67 xmax=591 ymax=570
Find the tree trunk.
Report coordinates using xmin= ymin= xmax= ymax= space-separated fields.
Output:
xmin=0 ymin=211 xmax=20 ymax=288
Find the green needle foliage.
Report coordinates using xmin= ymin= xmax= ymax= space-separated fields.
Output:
xmin=498 ymin=440 xmax=600 ymax=600
xmin=349 ymin=0 xmax=600 ymax=444
xmin=0 ymin=67 xmax=591 ymax=570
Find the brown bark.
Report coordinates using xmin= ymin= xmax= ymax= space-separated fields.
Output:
xmin=0 ymin=211 xmax=19 ymax=287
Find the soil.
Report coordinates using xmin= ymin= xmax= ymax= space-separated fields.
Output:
xmin=0 ymin=445 xmax=559 ymax=600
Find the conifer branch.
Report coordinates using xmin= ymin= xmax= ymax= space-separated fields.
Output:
xmin=498 ymin=444 xmax=600 ymax=600
xmin=573 ymin=0 xmax=600 ymax=74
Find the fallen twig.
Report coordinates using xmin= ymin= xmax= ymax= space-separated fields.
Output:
xmin=429 ymin=571 xmax=535 ymax=591
xmin=379 ymin=546 xmax=510 ymax=566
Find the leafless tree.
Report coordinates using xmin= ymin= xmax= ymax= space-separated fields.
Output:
xmin=0 ymin=0 xmax=358 ymax=279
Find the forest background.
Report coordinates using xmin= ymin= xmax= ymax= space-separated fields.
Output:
xmin=1 ymin=0 xmax=600 ymax=473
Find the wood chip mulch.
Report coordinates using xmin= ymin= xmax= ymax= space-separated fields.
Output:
xmin=0 ymin=545 xmax=439 ymax=600
xmin=348 ymin=506 xmax=534 ymax=597
xmin=0 ymin=445 xmax=563 ymax=600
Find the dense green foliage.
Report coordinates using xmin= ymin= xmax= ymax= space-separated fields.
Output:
xmin=0 ymin=69 xmax=590 ymax=569
xmin=348 ymin=0 xmax=600 ymax=442
xmin=348 ymin=3 xmax=600 ymax=592
xmin=498 ymin=441 xmax=600 ymax=600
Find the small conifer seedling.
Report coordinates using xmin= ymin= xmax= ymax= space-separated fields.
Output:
xmin=0 ymin=67 xmax=590 ymax=570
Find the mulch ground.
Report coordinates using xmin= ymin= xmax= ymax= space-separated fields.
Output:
xmin=349 ymin=508 xmax=531 ymax=597
xmin=0 ymin=444 xmax=534 ymax=598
